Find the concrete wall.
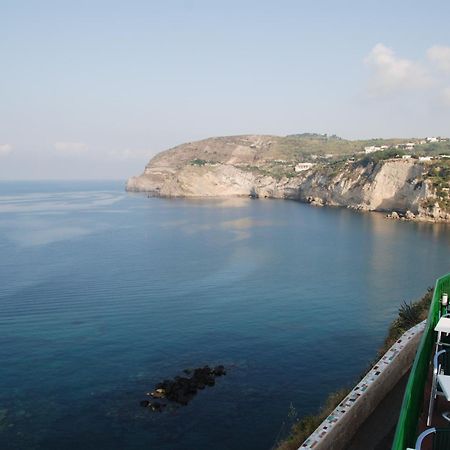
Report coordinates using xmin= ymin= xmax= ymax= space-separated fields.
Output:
xmin=299 ymin=321 xmax=425 ymax=450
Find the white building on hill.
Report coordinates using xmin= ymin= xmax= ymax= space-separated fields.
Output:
xmin=295 ymin=162 xmax=316 ymax=172
xmin=364 ymin=146 xmax=382 ymax=154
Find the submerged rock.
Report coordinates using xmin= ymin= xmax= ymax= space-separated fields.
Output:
xmin=150 ymin=402 xmax=164 ymax=412
xmin=140 ymin=400 xmax=165 ymax=412
xmin=213 ymin=365 xmax=226 ymax=376
xmin=140 ymin=365 xmax=227 ymax=411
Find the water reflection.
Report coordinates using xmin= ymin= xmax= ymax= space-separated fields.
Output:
xmin=181 ymin=197 xmax=253 ymax=208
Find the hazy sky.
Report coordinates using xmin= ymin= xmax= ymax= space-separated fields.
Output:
xmin=2 ymin=0 xmax=450 ymax=180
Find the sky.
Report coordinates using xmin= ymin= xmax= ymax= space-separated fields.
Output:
xmin=2 ymin=0 xmax=450 ymax=180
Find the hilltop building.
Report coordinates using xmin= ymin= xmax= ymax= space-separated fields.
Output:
xmin=295 ymin=162 xmax=316 ymax=172
xmin=364 ymin=146 xmax=382 ymax=154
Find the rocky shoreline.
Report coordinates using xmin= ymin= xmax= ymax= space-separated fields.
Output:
xmin=385 ymin=204 xmax=450 ymax=223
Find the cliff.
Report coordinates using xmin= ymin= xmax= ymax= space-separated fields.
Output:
xmin=126 ymin=135 xmax=450 ymax=222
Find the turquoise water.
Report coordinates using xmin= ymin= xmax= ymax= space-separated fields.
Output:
xmin=0 ymin=181 xmax=449 ymax=449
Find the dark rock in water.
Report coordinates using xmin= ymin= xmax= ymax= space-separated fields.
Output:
xmin=187 ymin=386 xmax=197 ymax=395
xmin=150 ymin=402 xmax=164 ymax=412
xmin=176 ymin=395 xmax=189 ymax=406
xmin=213 ymin=365 xmax=226 ymax=376
xmin=177 ymin=376 xmax=190 ymax=384
xmin=140 ymin=400 xmax=166 ymax=412
xmin=148 ymin=388 xmax=166 ymax=399
xmin=141 ymin=364 xmax=227 ymax=410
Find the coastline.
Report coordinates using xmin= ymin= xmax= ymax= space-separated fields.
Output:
xmin=126 ymin=189 xmax=450 ymax=224
xmin=126 ymin=135 xmax=450 ymax=224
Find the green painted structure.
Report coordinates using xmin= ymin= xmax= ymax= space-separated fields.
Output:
xmin=392 ymin=273 xmax=450 ymax=450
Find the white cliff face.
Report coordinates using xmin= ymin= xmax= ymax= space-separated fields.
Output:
xmin=292 ymin=159 xmax=428 ymax=213
xmin=126 ymin=135 xmax=279 ymax=197
xmin=126 ymin=135 xmax=447 ymax=222
xmin=128 ymin=164 xmax=280 ymax=198
xmin=363 ymin=160 xmax=426 ymax=211
xmin=164 ymin=165 xmax=256 ymax=197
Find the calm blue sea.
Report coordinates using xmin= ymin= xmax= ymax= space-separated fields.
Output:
xmin=0 ymin=181 xmax=449 ymax=450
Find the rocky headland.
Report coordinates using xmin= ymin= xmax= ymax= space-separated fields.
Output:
xmin=126 ymin=134 xmax=450 ymax=222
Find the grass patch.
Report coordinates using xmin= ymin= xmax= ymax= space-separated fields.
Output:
xmin=353 ymin=149 xmax=404 ymax=168
xmin=190 ymin=159 xmax=207 ymax=166
xmin=273 ymin=287 xmax=433 ymax=450
xmin=273 ymin=389 xmax=349 ymax=450
xmin=238 ymin=164 xmax=294 ymax=181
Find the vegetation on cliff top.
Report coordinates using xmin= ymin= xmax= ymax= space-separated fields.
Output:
xmin=267 ymin=134 xmax=449 ymax=161
xmin=425 ymin=160 xmax=450 ymax=211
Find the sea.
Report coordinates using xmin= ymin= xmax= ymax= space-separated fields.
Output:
xmin=0 ymin=180 xmax=449 ymax=450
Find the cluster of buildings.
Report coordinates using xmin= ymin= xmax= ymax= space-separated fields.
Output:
xmin=401 ymin=155 xmax=434 ymax=161
xmin=364 ymin=137 xmax=448 ymax=155
xmin=290 ymin=137 xmax=450 ymax=174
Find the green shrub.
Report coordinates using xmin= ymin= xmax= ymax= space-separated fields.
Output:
xmin=190 ymin=159 xmax=207 ymax=166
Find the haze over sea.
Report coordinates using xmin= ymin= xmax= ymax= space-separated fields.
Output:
xmin=1 ymin=181 xmax=449 ymax=450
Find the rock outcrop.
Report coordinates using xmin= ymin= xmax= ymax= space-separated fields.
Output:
xmin=127 ymin=135 xmax=450 ymax=222
xmin=140 ymin=365 xmax=226 ymax=411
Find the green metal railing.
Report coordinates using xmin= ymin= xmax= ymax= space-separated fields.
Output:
xmin=391 ymin=273 xmax=450 ymax=450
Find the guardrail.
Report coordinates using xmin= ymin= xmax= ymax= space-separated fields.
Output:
xmin=391 ymin=273 xmax=450 ymax=450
